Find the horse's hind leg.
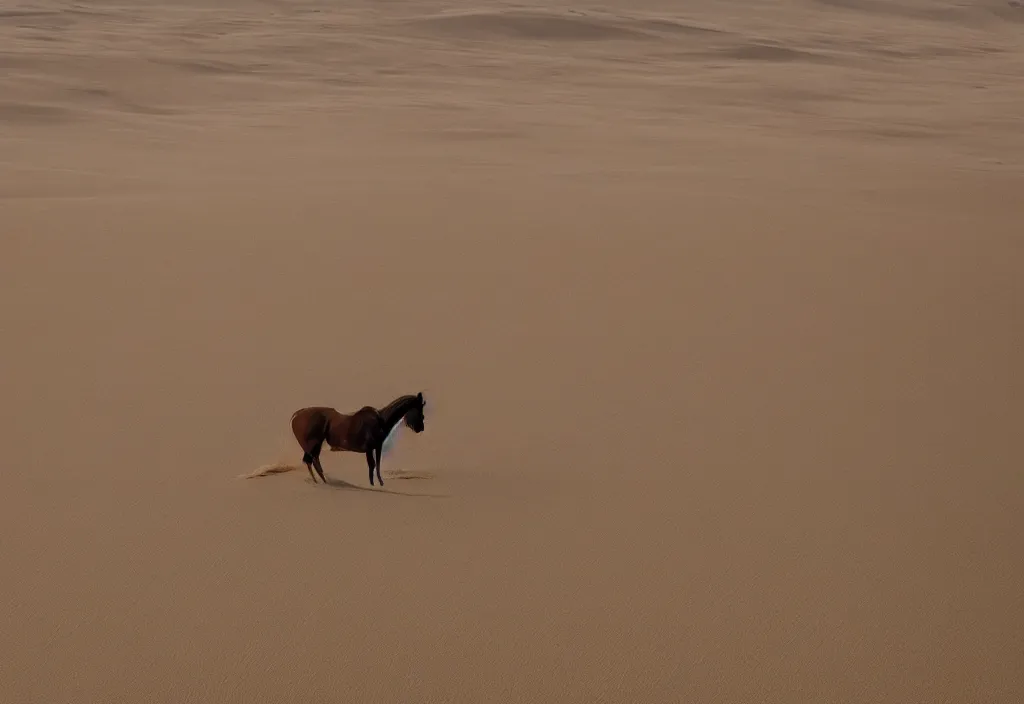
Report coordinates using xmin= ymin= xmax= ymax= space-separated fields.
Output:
xmin=312 ymin=454 xmax=327 ymax=484
xmin=302 ymin=452 xmax=318 ymax=483
xmin=309 ymin=440 xmax=327 ymax=484
xmin=302 ymin=435 xmax=326 ymax=484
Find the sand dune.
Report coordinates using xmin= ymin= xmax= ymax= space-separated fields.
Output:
xmin=1 ymin=0 xmax=1022 ymax=702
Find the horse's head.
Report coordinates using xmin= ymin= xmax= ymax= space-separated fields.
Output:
xmin=404 ymin=392 xmax=426 ymax=433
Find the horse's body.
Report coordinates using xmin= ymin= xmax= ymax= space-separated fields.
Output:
xmin=290 ymin=392 xmax=426 ymax=486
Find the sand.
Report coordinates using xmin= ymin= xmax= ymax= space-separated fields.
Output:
xmin=2 ymin=1 xmax=1022 ymax=702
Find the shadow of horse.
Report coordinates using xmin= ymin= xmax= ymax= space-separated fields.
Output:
xmin=317 ymin=476 xmax=450 ymax=499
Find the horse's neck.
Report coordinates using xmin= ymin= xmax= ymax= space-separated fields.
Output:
xmin=379 ymin=395 xmax=415 ymax=433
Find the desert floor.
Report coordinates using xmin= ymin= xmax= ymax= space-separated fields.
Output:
xmin=2 ymin=1 xmax=1022 ymax=702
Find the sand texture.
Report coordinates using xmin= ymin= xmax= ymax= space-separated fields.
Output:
xmin=2 ymin=0 xmax=1023 ymax=702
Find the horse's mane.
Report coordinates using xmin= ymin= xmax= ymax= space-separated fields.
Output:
xmin=379 ymin=394 xmax=420 ymax=458
xmin=378 ymin=394 xmax=418 ymax=419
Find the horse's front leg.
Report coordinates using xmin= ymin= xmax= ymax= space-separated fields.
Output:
xmin=366 ymin=449 xmax=376 ymax=486
xmin=375 ymin=444 xmax=384 ymax=486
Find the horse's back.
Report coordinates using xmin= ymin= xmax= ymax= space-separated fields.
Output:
xmin=290 ymin=406 xmax=335 ymax=443
xmin=291 ymin=406 xmax=334 ymax=424
xmin=291 ymin=405 xmax=383 ymax=451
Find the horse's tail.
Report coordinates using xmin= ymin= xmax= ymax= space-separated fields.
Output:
xmin=237 ymin=462 xmax=303 ymax=479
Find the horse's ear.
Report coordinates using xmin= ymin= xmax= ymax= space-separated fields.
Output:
xmin=418 ymin=391 xmax=424 ymax=404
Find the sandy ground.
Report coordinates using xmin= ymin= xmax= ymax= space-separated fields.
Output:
xmin=2 ymin=1 xmax=1023 ymax=702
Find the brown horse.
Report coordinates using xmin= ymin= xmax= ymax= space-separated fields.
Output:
xmin=290 ymin=392 xmax=426 ymax=486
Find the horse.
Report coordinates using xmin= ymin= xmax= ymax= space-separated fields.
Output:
xmin=290 ymin=392 xmax=426 ymax=486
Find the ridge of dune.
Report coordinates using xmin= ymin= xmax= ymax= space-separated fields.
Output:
xmin=403 ymin=9 xmax=723 ymax=42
